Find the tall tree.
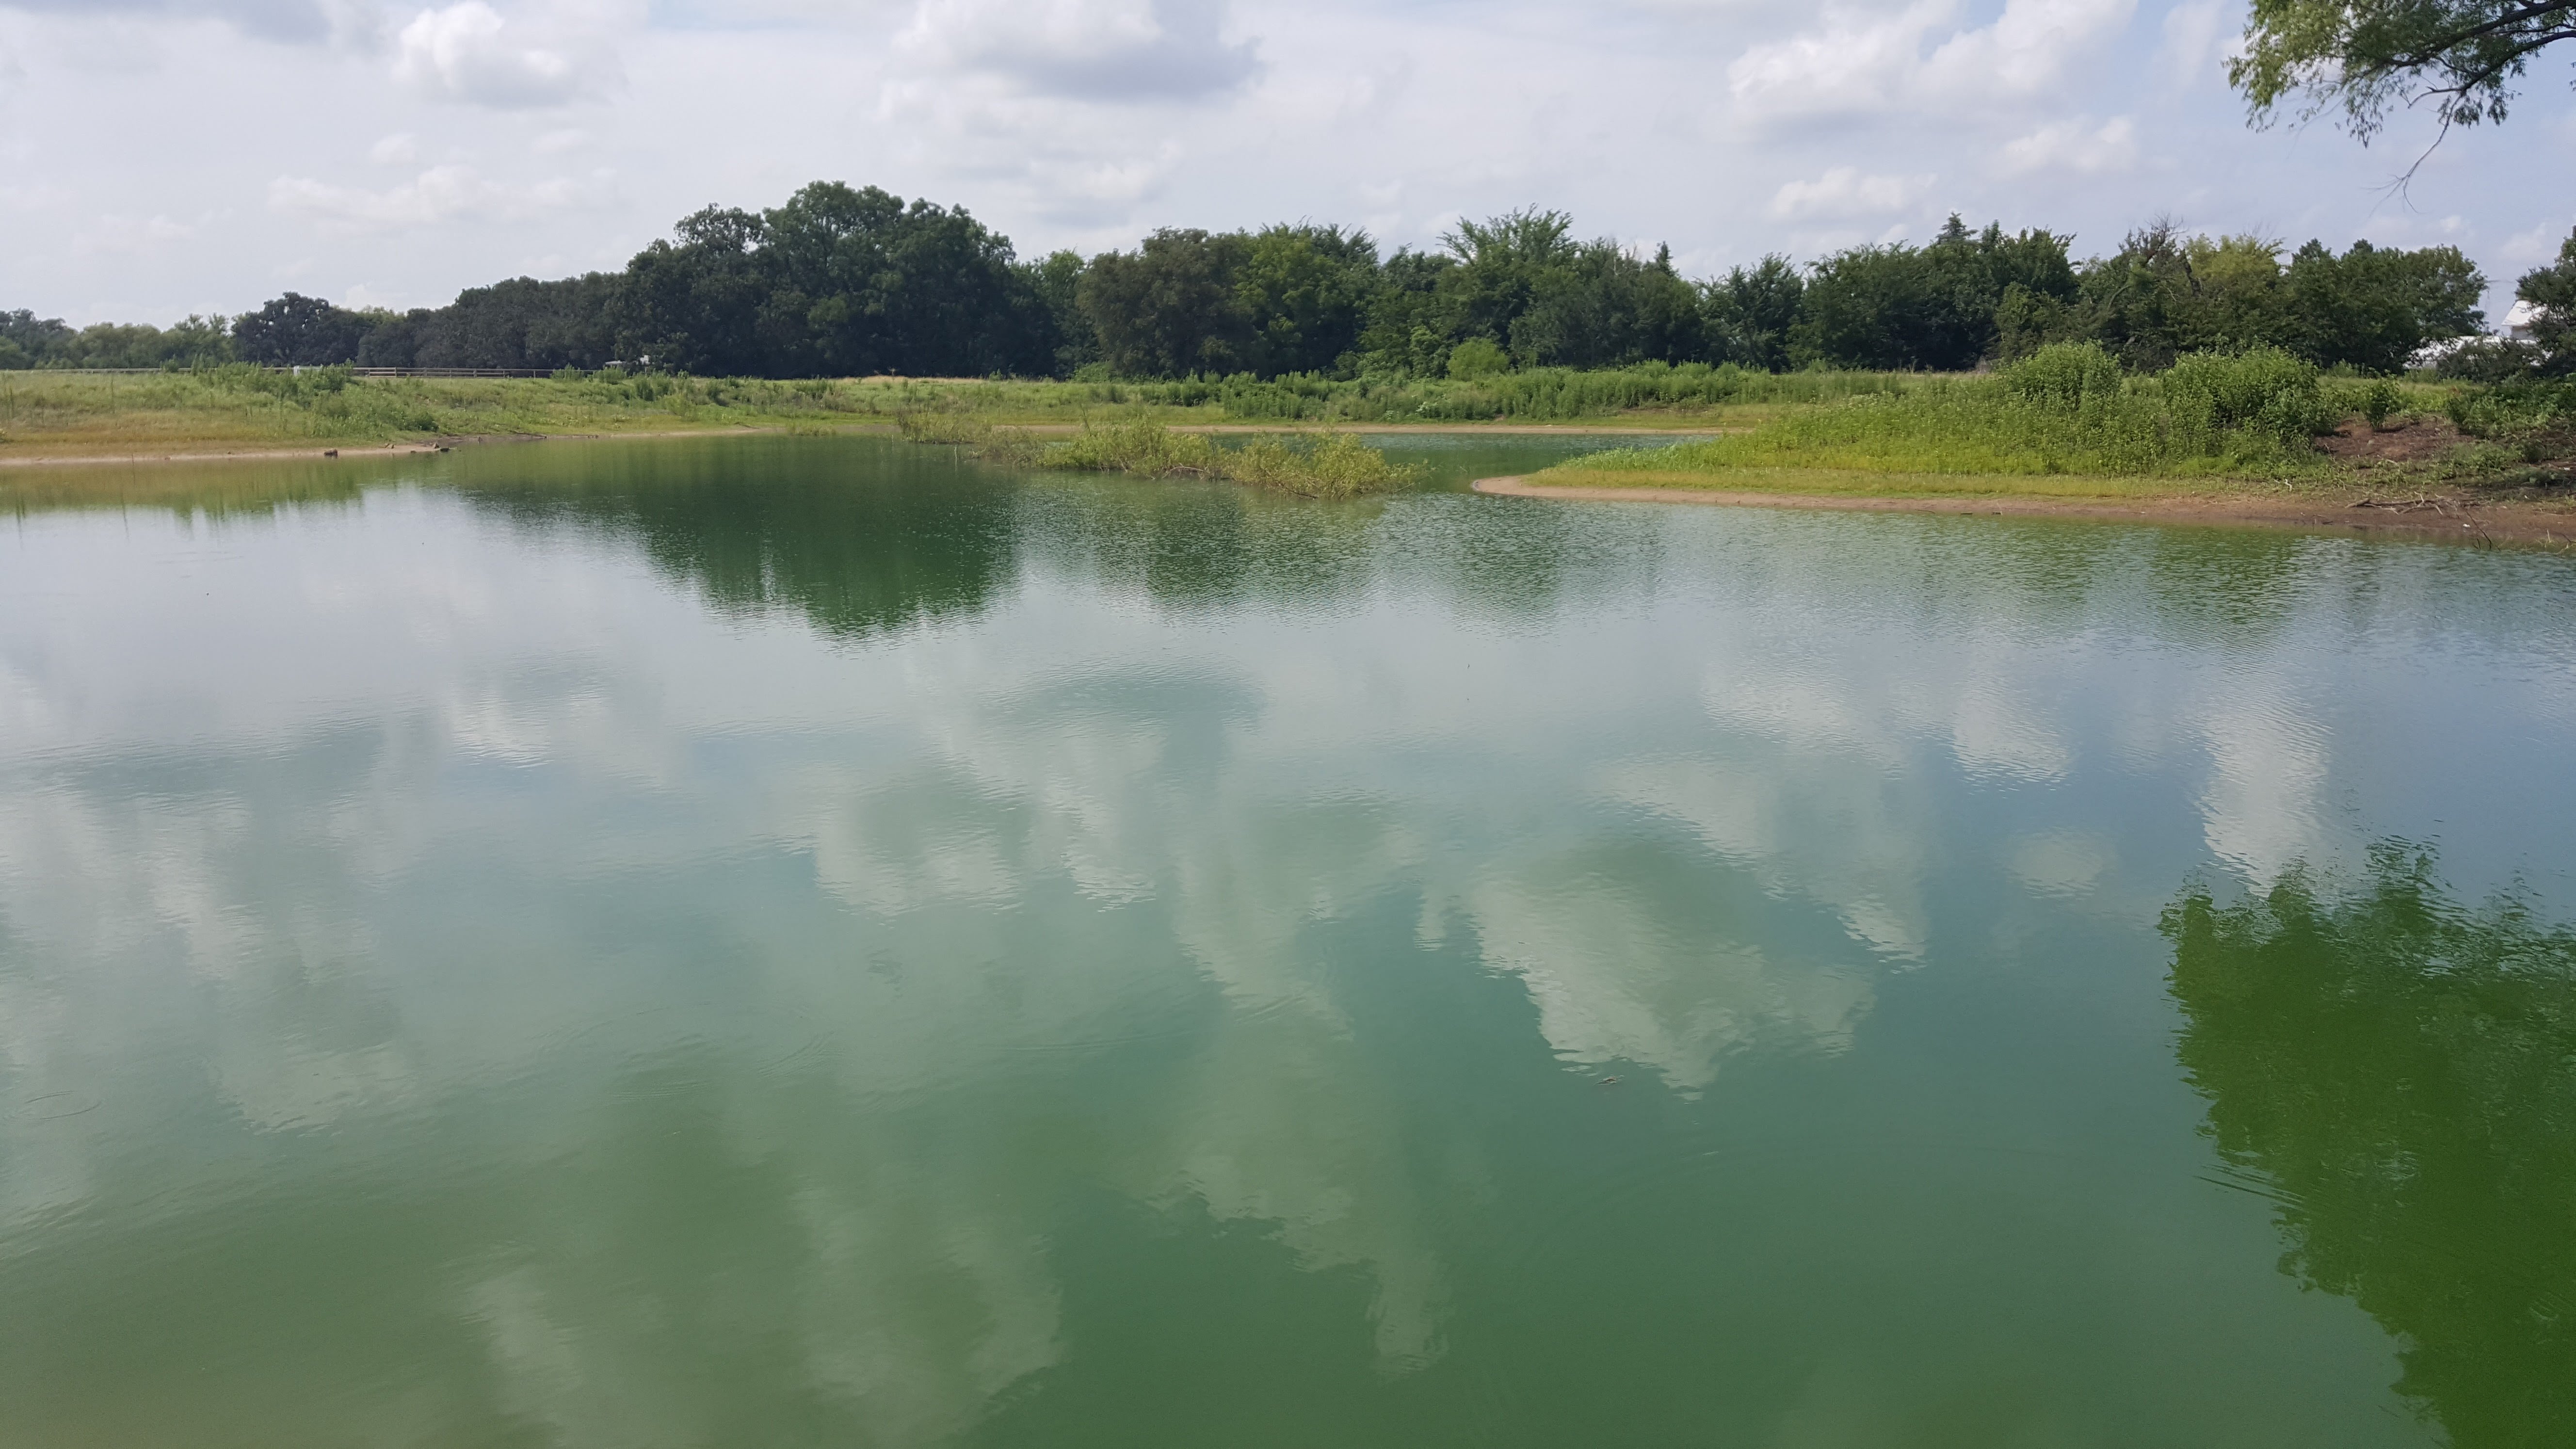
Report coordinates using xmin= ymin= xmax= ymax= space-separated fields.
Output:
xmin=1795 ymin=217 xmax=2075 ymax=370
xmin=1442 ymin=207 xmax=1578 ymax=361
xmin=2284 ymin=238 xmax=2486 ymax=372
xmin=1025 ymin=250 xmax=1099 ymax=376
xmin=615 ymin=206 xmax=771 ymax=374
xmin=1511 ymin=241 xmax=1706 ymax=369
xmin=2512 ymin=225 xmax=2576 ymax=374
xmin=1704 ymin=257 xmax=1805 ymax=371
xmin=1077 ymin=229 xmax=1257 ymax=378
xmin=232 ymin=293 xmax=372 ymax=367
xmin=2232 ymin=0 xmax=2576 ymax=140
xmin=1233 ymin=224 xmax=1380 ymax=377
xmin=1354 ymin=248 xmax=1462 ymax=376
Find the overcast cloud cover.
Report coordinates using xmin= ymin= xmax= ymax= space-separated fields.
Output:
xmin=1 ymin=0 xmax=2567 ymax=323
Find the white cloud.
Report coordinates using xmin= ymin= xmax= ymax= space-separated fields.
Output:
xmin=2499 ymin=220 xmax=2572 ymax=267
xmin=1919 ymin=0 xmax=2137 ymax=98
xmin=369 ymin=130 xmax=418 ymax=164
xmin=1726 ymin=0 xmax=1954 ymax=124
xmin=898 ymin=0 xmax=1259 ymax=101
xmin=268 ymin=162 xmax=611 ymax=232
xmin=1729 ymin=0 xmax=2137 ymax=124
xmin=394 ymin=1 xmax=614 ymax=107
xmin=1998 ymin=114 xmax=2139 ymax=174
xmin=70 ymin=211 xmax=198 ymax=255
xmin=0 ymin=0 xmax=361 ymax=44
xmin=2155 ymin=0 xmax=2230 ymax=86
xmin=1769 ymin=166 xmax=1935 ymax=222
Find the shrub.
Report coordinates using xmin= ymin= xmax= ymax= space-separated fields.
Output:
xmin=1998 ymin=342 xmax=2122 ymax=413
xmin=1563 ymin=348 xmax=2342 ymax=480
xmin=2446 ymin=380 xmax=2576 ymax=467
xmin=940 ymin=418 xmax=1420 ymax=499
xmin=896 ymin=409 xmax=996 ymax=445
xmin=2360 ymin=378 xmax=2405 ymax=429
xmin=2160 ymin=348 xmax=2331 ymax=444
xmin=1446 ymin=338 xmax=1509 ymax=379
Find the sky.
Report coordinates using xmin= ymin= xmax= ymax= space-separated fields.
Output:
xmin=0 ymin=0 xmax=2568 ymax=326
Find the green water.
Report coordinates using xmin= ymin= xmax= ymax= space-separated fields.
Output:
xmin=3 ymin=435 xmax=2572 ymax=1449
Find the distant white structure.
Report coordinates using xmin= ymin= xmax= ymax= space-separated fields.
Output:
xmin=2412 ymin=336 xmax=2476 ymax=368
xmin=2409 ymin=299 xmax=2550 ymax=369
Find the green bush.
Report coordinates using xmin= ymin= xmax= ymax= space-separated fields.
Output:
xmin=1998 ymin=342 xmax=2123 ymax=413
xmin=2446 ymin=380 xmax=2576 ymax=439
xmin=895 ymin=408 xmax=995 ymax=445
xmin=1001 ymin=420 xmax=1419 ymax=499
xmin=1568 ymin=348 xmax=2344 ymax=480
xmin=1446 ymin=338 xmax=1509 ymax=380
xmin=2359 ymin=378 xmax=2405 ymax=429
xmin=2159 ymin=347 xmax=2330 ymax=444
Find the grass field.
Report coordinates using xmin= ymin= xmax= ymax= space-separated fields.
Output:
xmin=0 ymin=364 xmax=1929 ymax=460
xmin=1514 ymin=465 xmax=2231 ymax=499
xmin=1522 ymin=349 xmax=2574 ymax=505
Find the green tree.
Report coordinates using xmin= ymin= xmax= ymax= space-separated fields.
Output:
xmin=751 ymin=182 xmax=1052 ymax=377
xmin=0 ymin=312 xmax=226 ymax=369
xmin=1512 ymin=241 xmax=1706 ymax=368
xmin=2513 ymin=225 xmax=2576 ymax=374
xmin=1354 ymin=248 xmax=1464 ymax=376
xmin=1795 ymin=216 xmax=2075 ymax=370
xmin=1077 ymin=228 xmax=1257 ymax=378
xmin=1349 ymin=211 xmax=1710 ymax=376
xmin=0 ymin=309 xmax=76 ymax=368
xmin=1233 ymin=224 xmax=1381 ymax=377
xmin=2232 ymin=0 xmax=2576 ymax=140
xmin=1025 ymin=250 xmax=1099 ymax=375
xmin=616 ymin=205 xmax=771 ymax=374
xmin=611 ymin=185 xmax=1053 ymax=378
xmin=2284 ymin=238 xmax=2486 ymax=372
xmin=1703 ymin=256 xmax=1805 ymax=371
xmin=400 ymin=274 xmax=622 ymax=371
xmin=2163 ymin=844 xmax=2576 ymax=1447
xmin=232 ymin=293 xmax=373 ymax=367
xmin=1442 ymin=206 xmax=1579 ymax=361
xmin=2055 ymin=224 xmax=2298 ymax=370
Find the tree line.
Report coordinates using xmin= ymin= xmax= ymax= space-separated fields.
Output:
xmin=5 ymin=181 xmax=2565 ymax=380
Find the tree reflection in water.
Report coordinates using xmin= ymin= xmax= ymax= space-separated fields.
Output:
xmin=2164 ymin=843 xmax=2576 ymax=1448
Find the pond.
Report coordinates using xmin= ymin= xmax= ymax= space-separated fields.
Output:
xmin=3 ymin=434 xmax=2573 ymax=1448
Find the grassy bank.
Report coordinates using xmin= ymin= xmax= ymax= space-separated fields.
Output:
xmin=0 ymin=366 xmax=871 ymax=457
xmin=10 ymin=356 xmax=2569 ymax=518
xmin=903 ymin=416 xmax=1420 ymax=499
xmin=1528 ymin=346 xmax=2571 ymax=500
xmin=0 ymin=362 xmax=1926 ymax=460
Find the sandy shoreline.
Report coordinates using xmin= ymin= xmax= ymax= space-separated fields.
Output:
xmin=1471 ymin=475 xmax=2576 ymax=548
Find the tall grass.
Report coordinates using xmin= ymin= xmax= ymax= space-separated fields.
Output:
xmin=939 ymin=419 xmax=1419 ymax=499
xmin=0 ymin=366 xmax=873 ymax=452
xmin=885 ymin=362 xmax=1917 ymax=424
xmin=4 ymin=363 xmax=1889 ymax=455
xmin=1553 ymin=345 xmax=2347 ymax=481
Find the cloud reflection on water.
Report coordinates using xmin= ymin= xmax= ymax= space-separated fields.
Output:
xmin=1 ymin=442 xmax=2572 ymax=1443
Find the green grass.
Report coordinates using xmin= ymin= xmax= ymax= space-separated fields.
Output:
xmin=1522 ymin=465 xmax=2228 ymax=499
xmin=949 ymin=419 xmax=1421 ymax=499
xmin=0 ymin=362 xmax=1941 ymax=458
xmin=1527 ymin=346 xmax=2474 ymax=491
xmin=0 ymin=366 xmax=871 ymax=455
